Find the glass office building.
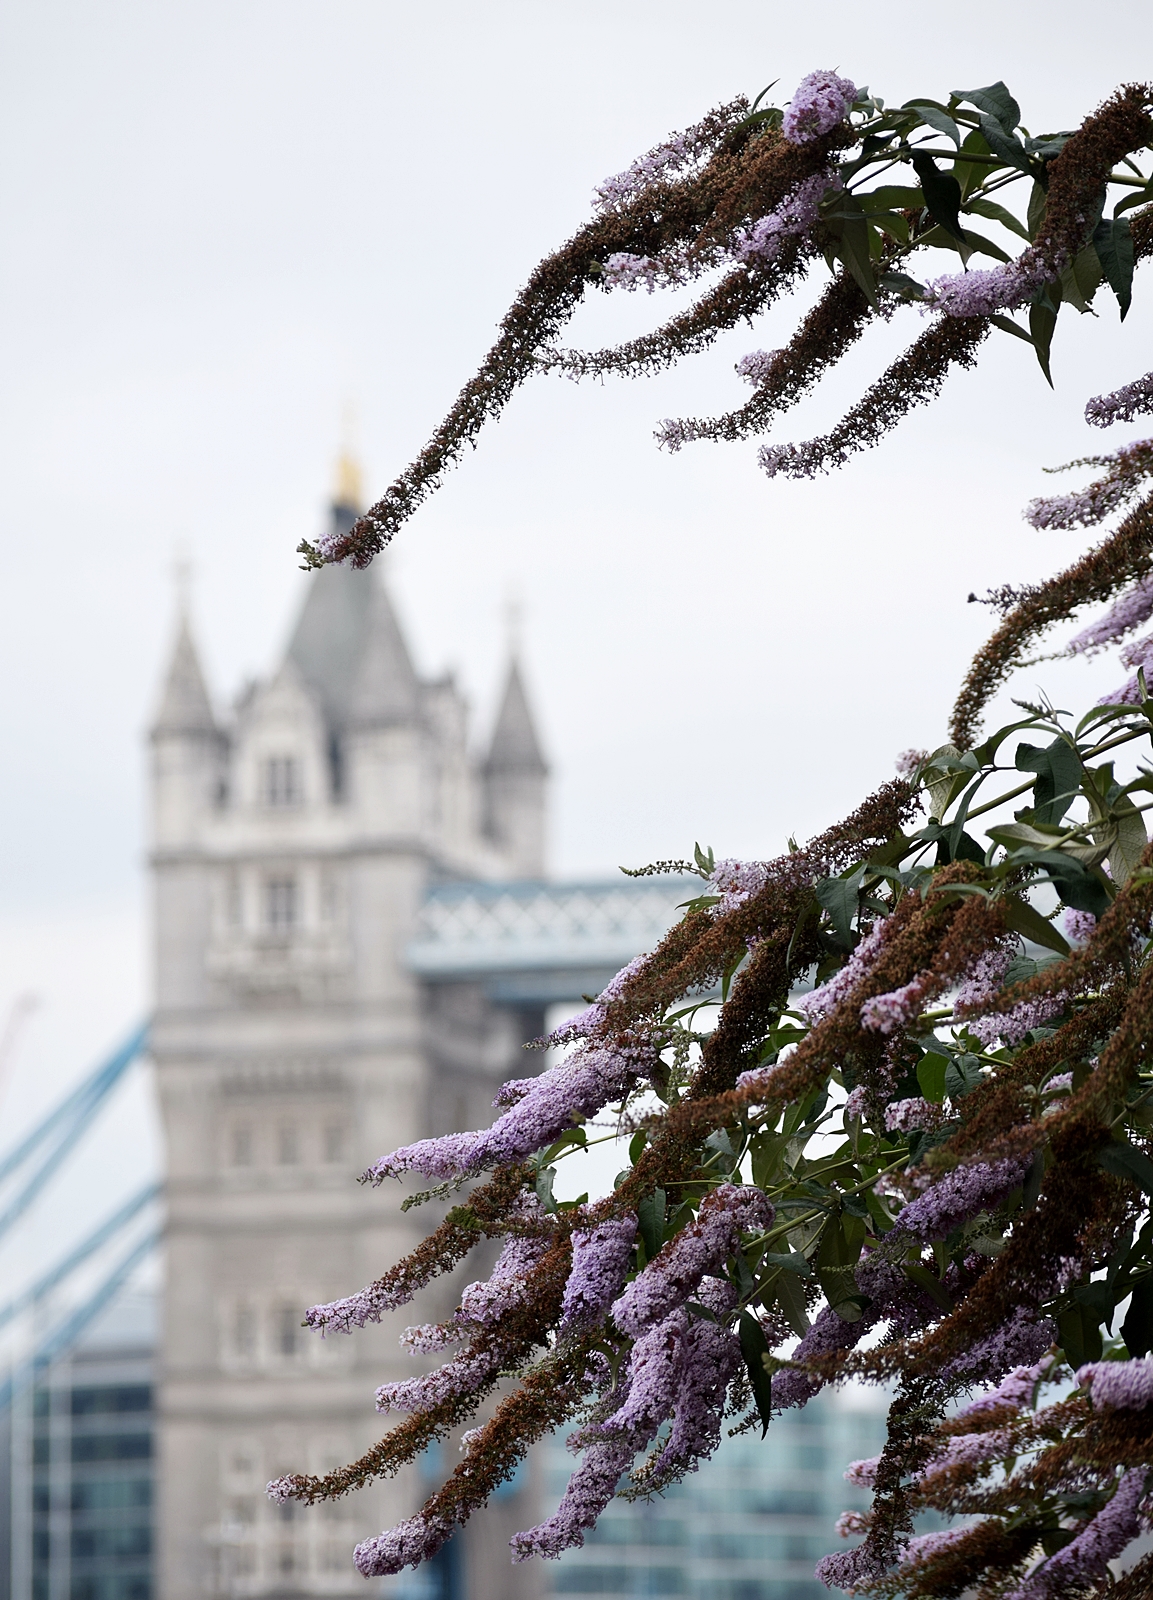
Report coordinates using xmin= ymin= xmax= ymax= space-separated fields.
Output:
xmin=4 ymin=1292 xmax=155 ymax=1600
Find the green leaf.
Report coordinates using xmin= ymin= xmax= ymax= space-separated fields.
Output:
xmin=1099 ymin=1140 xmax=1153 ymax=1196
xmin=903 ymin=101 xmax=962 ymax=145
xmin=976 ymin=114 xmax=1033 ymax=175
xmin=903 ymin=1260 xmax=954 ymax=1313
xmin=637 ymin=1188 xmax=666 ymax=1261
xmin=1073 ymin=1280 xmax=1116 ymax=1330
xmin=738 ymin=1311 xmax=775 ymax=1436
xmin=960 ymin=227 xmax=1012 ymax=264
xmin=762 ymin=1250 xmax=812 ymax=1276
xmin=1015 ymin=737 xmax=1082 ymax=825
xmin=965 ymin=196 xmax=1030 ymax=240
xmin=953 ymin=82 xmax=1021 ymax=132
xmin=988 ymin=313 xmax=1034 ymax=345
xmin=953 ymin=126 xmax=994 ymax=200
xmin=1028 ymin=284 xmax=1060 ymax=386
xmin=820 ymin=188 xmax=878 ymax=309
xmin=909 ymin=151 xmax=964 ymax=242
xmin=1096 ymin=215 xmax=1135 ymax=312
xmin=535 ymin=1166 xmax=557 ymax=1212
xmin=1027 ymin=181 xmax=1048 ymax=241
xmin=1122 ymin=1277 xmax=1153 ymax=1357
xmin=1001 ymin=893 xmax=1071 ymax=956
xmin=1059 ymin=243 xmax=1103 ymax=314
xmin=750 ymin=1132 xmax=789 ymax=1191
xmin=917 ymin=1052 xmax=949 ymax=1104
xmin=861 ymin=184 xmax=925 ymax=211
xmin=772 ymin=1268 xmax=811 ymax=1338
xmin=923 ymin=744 xmax=977 ymax=819
xmin=814 ymin=874 xmax=859 ymax=949
xmin=817 ymin=1210 xmax=866 ymax=1313
xmin=1058 ymin=1301 xmax=1103 ymax=1367
xmin=628 ymin=1129 xmax=647 ymax=1164
xmin=945 ymin=1055 xmax=983 ymax=1099
xmin=1106 ymin=793 xmax=1148 ymax=886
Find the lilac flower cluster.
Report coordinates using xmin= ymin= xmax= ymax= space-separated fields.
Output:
xmin=965 ymin=992 xmax=1066 ymax=1048
xmin=884 ymin=1097 xmax=942 ymax=1133
xmin=547 ymin=955 xmax=651 ymax=1046
xmin=844 ymin=1456 xmax=881 ymax=1488
xmin=305 ymin=1197 xmax=549 ymax=1338
xmin=1024 ymin=441 xmax=1153 ymax=530
xmin=644 ymin=1282 xmax=741 ymax=1489
xmin=941 ymin=1307 xmax=1056 ymax=1385
xmin=735 ymin=349 xmax=783 ymax=387
xmin=771 ymin=1303 xmax=877 ymax=1409
xmin=602 ymin=253 xmax=663 ymax=293
xmin=1067 ymin=571 xmax=1153 ymax=655
xmin=707 ymin=858 xmax=771 ymax=915
xmin=781 ymin=71 xmax=858 ymax=143
xmin=919 ymin=1428 xmax=1016 ymax=1478
xmin=514 ymin=1277 xmax=742 ymax=1560
xmin=923 ymin=253 xmax=1054 ymax=319
xmin=1086 ymin=369 xmax=1153 ymax=427
xmin=611 ymin=1184 xmax=772 ymax=1336
xmin=511 ymin=1429 xmax=637 ymax=1560
xmin=895 ymin=748 xmax=928 ymax=778
xmin=735 ymin=171 xmax=834 ymax=264
xmin=860 ymin=975 xmax=932 ymax=1035
xmin=897 ymin=1527 xmax=971 ymax=1568
xmin=592 ymin=105 xmax=745 ymax=211
xmin=796 ymin=917 xmax=896 ymax=1024
xmin=354 ymin=1515 xmax=453 ymax=1577
xmin=834 ymin=1509 xmax=871 ymax=1538
xmin=891 ymin=1159 xmax=1028 ymax=1243
xmin=375 ymin=1346 xmax=500 ymax=1416
xmin=954 ymin=946 xmax=1012 ymax=1018
xmin=365 ymin=1036 xmax=657 ymax=1182
xmin=1077 ymin=1354 xmax=1153 ymax=1409
xmin=956 ymin=1357 xmax=1050 ymax=1418
xmin=561 ymin=1216 xmax=638 ymax=1328
xmin=1006 ymin=1468 xmax=1148 ymax=1598
xmin=814 ymin=1543 xmax=890 ymax=1591
xmin=1062 ymin=907 xmax=1097 ymax=943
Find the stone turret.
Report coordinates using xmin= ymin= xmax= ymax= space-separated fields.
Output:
xmin=150 ymin=609 xmax=224 ymax=848
xmin=150 ymin=466 xmax=549 ymax=1600
xmin=482 ymin=658 xmax=548 ymax=878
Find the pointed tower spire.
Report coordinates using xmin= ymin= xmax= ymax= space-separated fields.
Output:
xmin=482 ymin=655 xmax=548 ymax=878
xmin=153 ymin=611 xmax=216 ymax=735
xmin=347 ymin=580 xmax=421 ymax=727
xmin=484 ymin=659 xmax=547 ymax=777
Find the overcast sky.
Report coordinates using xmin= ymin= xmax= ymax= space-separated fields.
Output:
xmin=2 ymin=2 xmax=1153 ymax=1245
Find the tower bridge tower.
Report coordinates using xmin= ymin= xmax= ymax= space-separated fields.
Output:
xmin=150 ymin=475 xmax=548 ymax=1600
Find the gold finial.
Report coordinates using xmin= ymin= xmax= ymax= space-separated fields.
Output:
xmin=334 ymin=401 xmax=363 ymax=511
xmin=334 ymin=450 xmax=363 ymax=512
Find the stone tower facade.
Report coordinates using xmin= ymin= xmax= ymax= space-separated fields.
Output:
xmin=150 ymin=482 xmax=549 ymax=1600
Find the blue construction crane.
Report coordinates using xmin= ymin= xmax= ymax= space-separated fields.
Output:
xmin=0 ymin=1022 xmax=160 ymax=1406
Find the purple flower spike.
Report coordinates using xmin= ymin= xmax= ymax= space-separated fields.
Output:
xmin=1077 ymin=1355 xmax=1153 ymax=1409
xmin=782 ymin=71 xmax=857 ymax=143
xmin=1086 ymin=370 xmax=1153 ymax=427
xmin=610 ymin=1184 xmax=773 ymax=1337
xmin=366 ymin=1036 xmax=658 ymax=1182
xmin=1006 ymin=1468 xmax=1148 ymax=1597
xmin=1068 ymin=572 xmax=1153 ymax=656
xmin=354 ymin=1516 xmax=453 ymax=1577
xmin=891 ymin=1160 xmax=1028 ymax=1243
xmin=561 ymin=1216 xmax=638 ymax=1328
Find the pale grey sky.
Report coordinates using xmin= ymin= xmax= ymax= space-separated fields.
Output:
xmin=1 ymin=0 xmax=1152 ymax=1169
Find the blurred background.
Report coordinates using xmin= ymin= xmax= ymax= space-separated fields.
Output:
xmin=2 ymin=3 xmax=1153 ymax=1598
